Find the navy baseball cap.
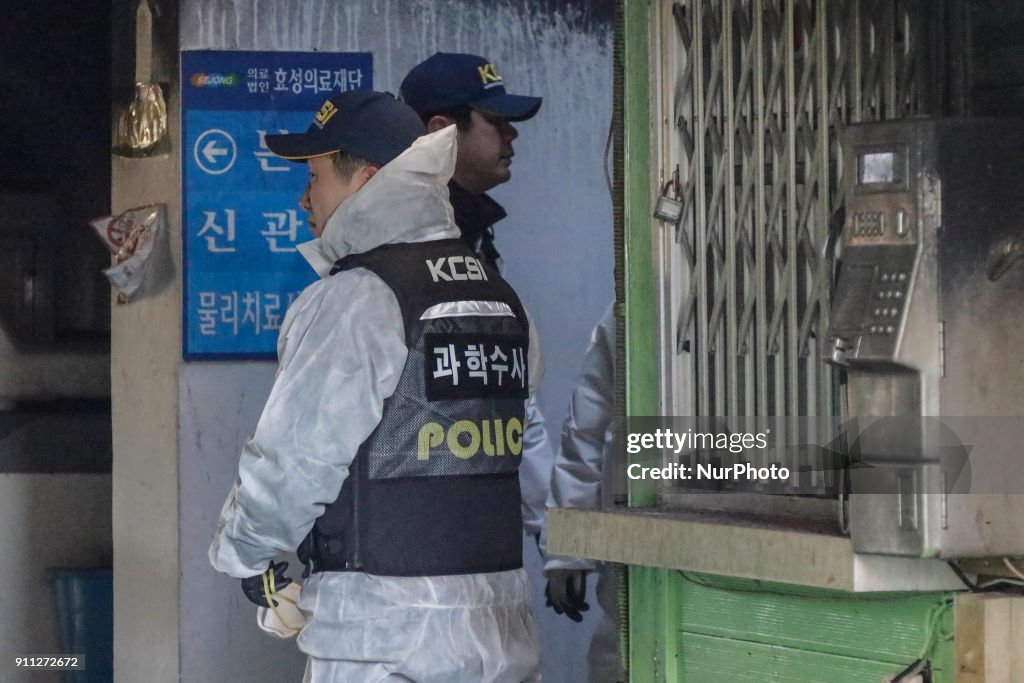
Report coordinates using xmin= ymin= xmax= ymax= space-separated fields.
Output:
xmin=400 ymin=53 xmax=542 ymax=122
xmin=264 ymin=90 xmax=425 ymax=165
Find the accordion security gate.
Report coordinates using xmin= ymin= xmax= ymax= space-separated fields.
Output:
xmin=656 ymin=0 xmax=930 ymax=498
xmin=624 ymin=8 xmax=954 ymax=682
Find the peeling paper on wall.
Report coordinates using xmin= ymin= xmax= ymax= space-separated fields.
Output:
xmin=88 ymin=204 xmax=166 ymax=303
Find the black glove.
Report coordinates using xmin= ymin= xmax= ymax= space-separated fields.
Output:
xmin=241 ymin=560 xmax=293 ymax=607
xmin=545 ymin=569 xmax=590 ymax=622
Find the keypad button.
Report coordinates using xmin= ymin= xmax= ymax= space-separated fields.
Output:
xmin=896 ymin=210 xmax=908 ymax=238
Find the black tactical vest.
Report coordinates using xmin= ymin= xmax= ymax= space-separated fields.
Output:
xmin=299 ymin=239 xmax=530 ymax=576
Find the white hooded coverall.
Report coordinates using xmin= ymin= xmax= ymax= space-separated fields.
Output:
xmin=209 ymin=127 xmax=541 ymax=683
xmin=543 ymin=303 xmax=624 ymax=683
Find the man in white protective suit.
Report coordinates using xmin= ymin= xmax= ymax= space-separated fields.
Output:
xmin=209 ymin=90 xmax=542 ymax=683
xmin=542 ymin=303 xmax=626 ymax=683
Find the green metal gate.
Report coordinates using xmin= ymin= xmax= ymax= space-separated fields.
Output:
xmin=620 ymin=1 xmax=956 ymax=681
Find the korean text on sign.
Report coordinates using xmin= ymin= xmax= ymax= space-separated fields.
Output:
xmin=272 ymin=68 xmax=365 ymax=95
xmin=196 ymin=290 xmax=303 ymax=337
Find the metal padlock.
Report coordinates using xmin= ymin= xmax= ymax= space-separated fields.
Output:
xmin=653 ymin=194 xmax=683 ymax=224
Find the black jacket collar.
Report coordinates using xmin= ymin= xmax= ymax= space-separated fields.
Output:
xmin=448 ymin=181 xmax=506 ymax=269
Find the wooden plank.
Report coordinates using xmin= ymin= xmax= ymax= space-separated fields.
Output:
xmin=548 ymin=507 xmax=963 ymax=592
xmin=955 ymin=593 xmax=1024 ymax=682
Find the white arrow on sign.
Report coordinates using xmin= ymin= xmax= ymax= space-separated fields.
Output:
xmin=194 ymin=129 xmax=237 ymax=175
xmin=202 ymin=139 xmax=230 ymax=164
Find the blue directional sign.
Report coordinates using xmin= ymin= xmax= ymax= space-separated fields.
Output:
xmin=182 ymin=50 xmax=373 ymax=358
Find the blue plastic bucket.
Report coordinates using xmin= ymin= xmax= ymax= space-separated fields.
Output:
xmin=49 ymin=568 xmax=113 ymax=683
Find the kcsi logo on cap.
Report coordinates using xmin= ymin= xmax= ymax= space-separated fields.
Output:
xmin=314 ymin=100 xmax=339 ymax=129
xmin=477 ymin=63 xmax=503 ymax=88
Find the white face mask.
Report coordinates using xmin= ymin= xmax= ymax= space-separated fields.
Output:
xmin=256 ymin=581 xmax=308 ymax=639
